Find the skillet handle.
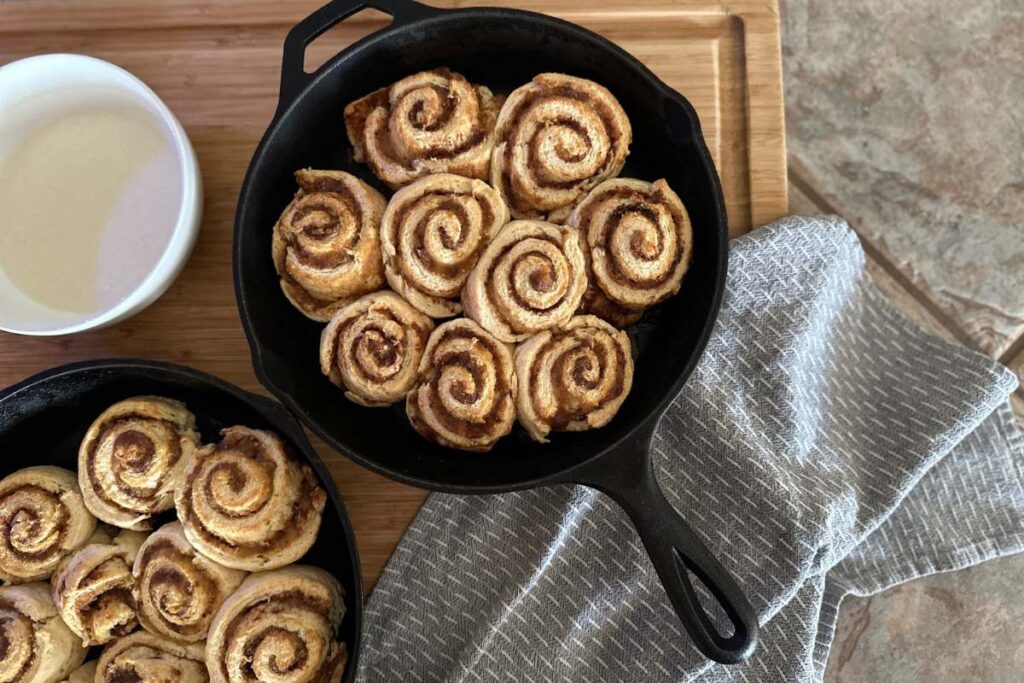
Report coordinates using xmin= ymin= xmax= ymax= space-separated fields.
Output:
xmin=279 ymin=0 xmax=440 ymax=109
xmin=572 ymin=427 xmax=759 ymax=665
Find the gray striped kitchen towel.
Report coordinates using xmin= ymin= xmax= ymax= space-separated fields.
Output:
xmin=356 ymin=216 xmax=1024 ymax=682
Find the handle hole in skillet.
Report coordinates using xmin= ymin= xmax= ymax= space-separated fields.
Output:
xmin=673 ymin=549 xmax=737 ymax=640
xmin=303 ymin=9 xmax=393 ymax=74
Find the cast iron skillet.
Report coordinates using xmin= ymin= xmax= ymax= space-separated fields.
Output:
xmin=0 ymin=360 xmax=363 ymax=680
xmin=234 ymin=0 xmax=757 ymax=664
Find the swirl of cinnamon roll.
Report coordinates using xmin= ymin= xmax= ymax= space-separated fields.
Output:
xmin=272 ymin=169 xmax=387 ymax=322
xmin=515 ymin=316 xmax=634 ymax=442
xmin=78 ymin=397 xmax=200 ymax=531
xmin=96 ymin=632 xmax=208 ymax=683
xmin=462 ymin=221 xmax=588 ymax=343
xmin=50 ymin=528 xmax=147 ymax=647
xmin=0 ymin=467 xmax=97 ymax=584
xmin=567 ymin=178 xmax=694 ymax=310
xmin=133 ymin=522 xmax=246 ymax=643
xmin=206 ymin=565 xmax=345 ymax=683
xmin=320 ymin=291 xmax=435 ymax=407
xmin=579 ymin=246 xmax=643 ymax=328
xmin=381 ymin=174 xmax=509 ymax=317
xmin=406 ymin=318 xmax=517 ymax=452
xmin=345 ymin=69 xmax=503 ymax=189
xmin=490 ymin=73 xmax=631 ymax=221
xmin=0 ymin=583 xmax=87 ymax=683
xmin=174 ymin=427 xmax=327 ymax=572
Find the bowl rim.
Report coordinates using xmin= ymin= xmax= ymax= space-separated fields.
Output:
xmin=0 ymin=53 xmax=202 ymax=337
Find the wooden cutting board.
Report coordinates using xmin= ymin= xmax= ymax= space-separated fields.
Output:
xmin=0 ymin=0 xmax=786 ymax=593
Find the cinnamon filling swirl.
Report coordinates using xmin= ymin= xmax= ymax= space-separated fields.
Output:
xmin=320 ymin=291 xmax=434 ymax=407
xmin=568 ymin=178 xmax=694 ymax=311
xmin=381 ymin=174 xmax=509 ymax=317
xmin=491 ymin=74 xmax=631 ymax=221
xmin=515 ymin=315 xmax=634 ymax=442
xmin=272 ymin=169 xmax=386 ymax=322
xmin=462 ymin=221 xmax=588 ymax=343
xmin=345 ymin=69 xmax=503 ymax=189
xmin=174 ymin=427 xmax=326 ymax=572
xmin=406 ymin=319 xmax=517 ymax=452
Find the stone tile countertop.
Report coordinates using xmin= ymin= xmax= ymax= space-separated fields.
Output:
xmin=782 ymin=0 xmax=1024 ymax=679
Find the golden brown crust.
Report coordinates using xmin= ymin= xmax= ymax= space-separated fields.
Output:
xmin=490 ymin=73 xmax=631 ymax=220
xmin=96 ymin=631 xmax=208 ymax=683
xmin=461 ymin=221 xmax=588 ymax=343
xmin=0 ymin=466 xmax=97 ymax=584
xmin=406 ymin=318 xmax=517 ymax=452
xmin=133 ymin=522 xmax=247 ymax=643
xmin=320 ymin=291 xmax=435 ymax=407
xmin=174 ymin=427 xmax=326 ymax=572
xmin=345 ymin=69 xmax=503 ymax=189
xmin=514 ymin=316 xmax=634 ymax=442
xmin=380 ymin=174 xmax=509 ymax=317
xmin=78 ymin=396 xmax=200 ymax=531
xmin=271 ymin=169 xmax=386 ymax=322
xmin=567 ymin=178 xmax=694 ymax=311
xmin=0 ymin=583 xmax=87 ymax=683
xmin=206 ymin=566 xmax=345 ymax=683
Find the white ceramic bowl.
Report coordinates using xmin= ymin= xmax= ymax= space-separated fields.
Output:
xmin=0 ymin=54 xmax=202 ymax=336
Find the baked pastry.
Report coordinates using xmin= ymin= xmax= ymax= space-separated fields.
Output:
xmin=515 ymin=316 xmax=634 ymax=442
xmin=0 ymin=583 xmax=87 ymax=683
xmin=96 ymin=632 xmax=208 ymax=683
xmin=133 ymin=522 xmax=247 ymax=643
xmin=50 ymin=528 xmax=146 ymax=646
xmin=567 ymin=178 xmax=694 ymax=311
xmin=61 ymin=661 xmax=97 ymax=683
xmin=490 ymin=73 xmax=631 ymax=221
xmin=206 ymin=565 xmax=345 ymax=683
xmin=320 ymin=291 xmax=435 ymax=407
xmin=272 ymin=169 xmax=387 ymax=321
xmin=174 ymin=427 xmax=326 ymax=572
xmin=406 ymin=318 xmax=517 ymax=452
xmin=345 ymin=69 xmax=502 ymax=188
xmin=579 ymin=246 xmax=643 ymax=328
xmin=380 ymin=174 xmax=509 ymax=317
xmin=78 ymin=396 xmax=200 ymax=530
xmin=0 ymin=466 xmax=97 ymax=583
xmin=462 ymin=220 xmax=588 ymax=343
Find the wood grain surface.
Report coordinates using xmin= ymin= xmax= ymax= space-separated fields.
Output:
xmin=0 ymin=0 xmax=786 ymax=594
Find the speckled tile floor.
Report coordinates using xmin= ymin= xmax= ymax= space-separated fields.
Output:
xmin=781 ymin=0 xmax=1024 ymax=679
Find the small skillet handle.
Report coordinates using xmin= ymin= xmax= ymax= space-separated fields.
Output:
xmin=279 ymin=0 xmax=440 ymax=109
xmin=572 ymin=427 xmax=759 ymax=664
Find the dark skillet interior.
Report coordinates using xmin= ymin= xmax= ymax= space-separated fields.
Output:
xmin=0 ymin=360 xmax=362 ymax=680
xmin=235 ymin=7 xmax=726 ymax=492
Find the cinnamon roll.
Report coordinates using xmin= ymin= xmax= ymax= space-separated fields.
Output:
xmin=133 ymin=522 xmax=246 ymax=643
xmin=50 ymin=528 xmax=147 ymax=646
xmin=515 ymin=316 xmax=634 ymax=442
xmin=406 ymin=318 xmax=517 ymax=452
xmin=174 ymin=427 xmax=327 ymax=572
xmin=0 ymin=466 xmax=97 ymax=584
xmin=0 ymin=583 xmax=87 ymax=683
xmin=567 ymin=178 xmax=694 ymax=310
xmin=61 ymin=661 xmax=97 ymax=683
xmin=381 ymin=174 xmax=509 ymax=317
xmin=272 ymin=169 xmax=386 ymax=321
xmin=78 ymin=396 xmax=200 ymax=531
xmin=96 ymin=632 xmax=208 ymax=683
xmin=491 ymin=73 xmax=632 ymax=221
xmin=320 ymin=291 xmax=434 ymax=407
xmin=345 ymin=69 xmax=502 ymax=189
xmin=206 ymin=565 xmax=345 ymax=683
xmin=462 ymin=220 xmax=588 ymax=343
